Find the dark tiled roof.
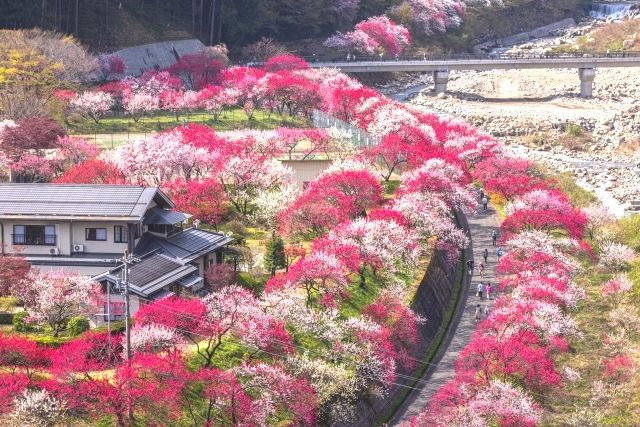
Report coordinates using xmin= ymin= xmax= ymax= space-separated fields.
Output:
xmin=135 ymin=228 xmax=233 ymax=261
xmin=96 ymin=253 xmax=198 ymax=297
xmin=126 ymin=254 xmax=184 ymax=288
xmin=143 ymin=207 xmax=191 ymax=225
xmin=0 ymin=184 xmax=173 ymax=219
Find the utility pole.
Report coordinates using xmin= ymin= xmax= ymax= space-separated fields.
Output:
xmin=121 ymin=249 xmax=139 ymax=361
xmin=120 ymin=249 xmax=139 ymax=423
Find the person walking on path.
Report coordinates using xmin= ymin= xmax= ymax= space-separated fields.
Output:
xmin=466 ymin=259 xmax=473 ymax=276
xmin=482 ymin=196 xmax=488 ymax=211
xmin=475 ymin=304 xmax=482 ymax=322
xmin=484 ymin=304 xmax=490 ymax=318
xmin=486 ymin=282 xmax=492 ymax=300
xmin=479 ymin=261 xmax=485 ymax=277
xmin=492 ymin=230 xmax=497 ymax=246
xmin=477 ymin=282 xmax=484 ymax=299
xmin=483 ymin=248 xmax=489 ymax=263
xmin=478 ymin=187 xmax=484 ymax=202
xmin=496 ymin=247 xmax=504 ymax=263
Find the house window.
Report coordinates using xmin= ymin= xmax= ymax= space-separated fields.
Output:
xmin=103 ymin=301 xmax=125 ymax=321
xmin=86 ymin=228 xmax=107 ymax=241
xmin=12 ymin=225 xmax=56 ymax=246
xmin=114 ymin=226 xmax=128 ymax=243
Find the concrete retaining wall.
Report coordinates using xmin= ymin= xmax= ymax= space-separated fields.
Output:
xmin=340 ymin=213 xmax=470 ymax=427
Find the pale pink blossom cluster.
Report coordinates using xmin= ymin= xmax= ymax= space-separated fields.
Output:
xmin=69 ymin=91 xmax=114 ymax=123
xmin=601 ymin=274 xmax=633 ymax=296
xmin=129 ymin=323 xmax=183 ymax=354
xmin=111 ymin=130 xmax=212 ymax=185
xmin=599 ymin=241 xmax=637 ymax=270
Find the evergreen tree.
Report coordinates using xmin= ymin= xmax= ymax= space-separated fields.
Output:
xmin=264 ymin=233 xmax=286 ymax=276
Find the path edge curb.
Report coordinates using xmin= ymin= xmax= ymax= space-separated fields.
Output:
xmin=375 ymin=210 xmax=472 ymax=426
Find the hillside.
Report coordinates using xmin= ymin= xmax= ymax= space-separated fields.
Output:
xmin=0 ymin=0 xmax=589 ymax=54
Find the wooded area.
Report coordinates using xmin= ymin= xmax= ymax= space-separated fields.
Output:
xmin=0 ymin=0 xmax=397 ymax=50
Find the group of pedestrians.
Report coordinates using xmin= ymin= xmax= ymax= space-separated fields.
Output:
xmin=475 ymin=303 xmax=490 ymax=322
xmin=478 ymin=187 xmax=489 ymax=211
xmin=474 ymin=188 xmax=498 ymax=321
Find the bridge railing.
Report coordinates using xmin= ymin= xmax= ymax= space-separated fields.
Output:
xmin=312 ymin=109 xmax=379 ymax=148
xmin=298 ymin=50 xmax=640 ymax=64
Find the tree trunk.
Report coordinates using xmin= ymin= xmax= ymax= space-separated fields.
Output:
xmin=209 ymin=0 xmax=216 ymax=46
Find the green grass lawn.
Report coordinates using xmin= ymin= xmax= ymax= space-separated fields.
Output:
xmin=67 ymin=108 xmax=310 ymax=148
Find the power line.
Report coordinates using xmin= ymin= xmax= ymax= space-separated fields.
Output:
xmin=126 ymin=293 xmax=442 ymax=389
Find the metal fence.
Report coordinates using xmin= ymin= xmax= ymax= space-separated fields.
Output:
xmin=312 ymin=109 xmax=379 ymax=148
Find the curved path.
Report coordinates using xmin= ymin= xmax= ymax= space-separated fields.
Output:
xmin=390 ymin=201 xmax=500 ymax=424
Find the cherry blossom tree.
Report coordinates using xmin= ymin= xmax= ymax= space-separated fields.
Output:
xmin=199 ymin=85 xmax=240 ymax=121
xmin=364 ymin=288 xmax=424 ymax=369
xmin=9 ymin=389 xmax=66 ymax=427
xmin=601 ymin=274 xmax=633 ymax=307
xmin=54 ymin=158 xmax=127 ymax=184
xmin=390 ymin=0 xmax=464 ymax=36
xmin=53 ymin=136 xmax=100 ymax=174
xmin=599 ymin=241 xmax=636 ymax=271
xmin=128 ymin=324 xmax=183 ymax=355
xmin=398 ymin=158 xmax=474 ymax=211
xmin=165 ymin=52 xmax=225 ymax=90
xmin=317 ymin=218 xmax=421 ymax=284
xmin=279 ymin=169 xmax=384 ymax=237
xmin=185 ymin=368 xmax=253 ymax=426
xmin=285 ymin=251 xmax=350 ymax=307
xmin=219 ymin=157 xmax=293 ymax=217
xmin=14 ymin=271 xmax=101 ymax=337
xmin=164 ymin=178 xmax=228 ymax=229
xmin=392 ymin=192 xmax=468 ymax=249
xmin=583 ymin=202 xmax=614 ymax=241
xmin=325 ymin=16 xmax=412 ymax=56
xmin=472 ymin=156 xmax=546 ymax=200
xmin=70 ymin=91 xmax=114 ymax=123
xmin=122 ymin=90 xmax=160 ymax=122
xmin=0 ymin=334 xmax=51 ymax=379
xmin=135 ymin=287 xmax=288 ymax=368
xmin=601 ymin=354 xmax=635 ymax=383
xmin=234 ymin=362 xmax=316 ymax=425
xmin=112 ymin=130 xmax=212 ymax=185
xmin=98 ymin=53 xmax=126 ymax=81
xmin=263 ymin=54 xmax=310 ymax=72
xmin=0 ymin=254 xmax=30 ymax=297
xmin=0 ymin=374 xmax=29 ymax=415
xmin=49 ymin=331 xmax=121 ymax=378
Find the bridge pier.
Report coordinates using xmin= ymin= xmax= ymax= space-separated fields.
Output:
xmin=433 ymin=70 xmax=450 ymax=94
xmin=579 ymin=68 xmax=596 ymax=98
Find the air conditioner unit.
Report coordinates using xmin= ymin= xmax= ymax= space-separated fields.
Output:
xmin=49 ymin=248 xmax=60 ymax=256
xmin=73 ymin=244 xmax=85 ymax=253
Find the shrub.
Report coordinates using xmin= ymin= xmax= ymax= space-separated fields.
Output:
xmin=224 ymin=220 xmax=248 ymax=245
xmin=12 ymin=311 xmax=30 ymax=332
xmin=0 ymin=312 xmax=14 ymax=325
xmin=566 ymin=123 xmax=584 ymax=137
xmin=67 ymin=316 xmax=90 ymax=336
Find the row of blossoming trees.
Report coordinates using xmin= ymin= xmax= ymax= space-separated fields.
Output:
xmin=0 ymin=53 xmax=635 ymax=425
xmin=408 ymin=157 xmax=638 ymax=425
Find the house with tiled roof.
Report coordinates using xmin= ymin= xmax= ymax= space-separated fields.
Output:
xmin=0 ymin=183 xmax=233 ymax=318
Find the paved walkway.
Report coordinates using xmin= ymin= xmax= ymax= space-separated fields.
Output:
xmin=390 ymin=202 xmax=500 ymax=424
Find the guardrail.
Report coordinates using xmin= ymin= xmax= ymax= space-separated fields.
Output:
xmin=299 ymin=51 xmax=640 ymax=64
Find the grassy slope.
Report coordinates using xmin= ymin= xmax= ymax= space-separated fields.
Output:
xmin=66 ymin=108 xmax=309 ymax=148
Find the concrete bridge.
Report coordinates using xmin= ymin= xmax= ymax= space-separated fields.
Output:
xmin=307 ymin=52 xmax=640 ymax=97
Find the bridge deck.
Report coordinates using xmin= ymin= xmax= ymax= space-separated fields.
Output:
xmin=308 ymin=54 xmax=640 ymax=72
